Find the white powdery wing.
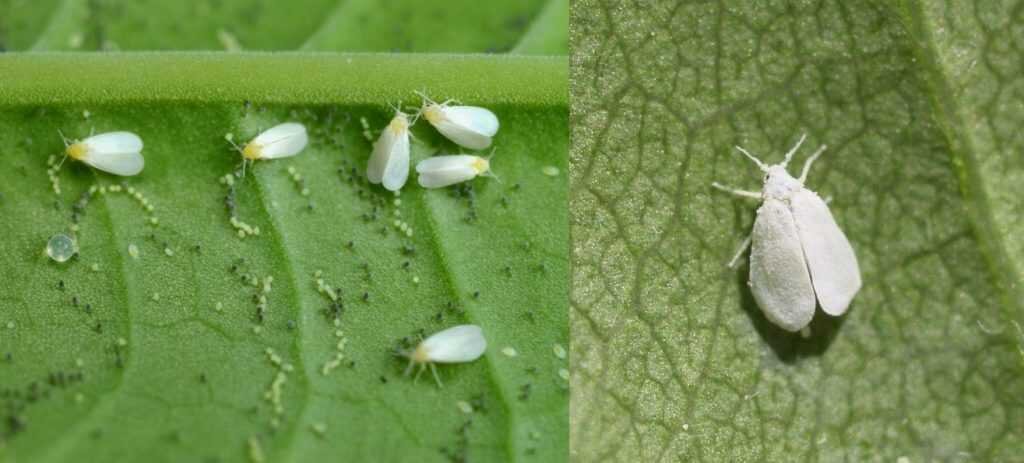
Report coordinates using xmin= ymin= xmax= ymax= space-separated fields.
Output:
xmin=366 ymin=129 xmax=392 ymax=184
xmin=85 ymin=150 xmax=144 ymax=176
xmin=416 ymin=154 xmax=477 ymax=172
xmin=416 ymin=155 xmax=477 ymax=188
xmin=791 ymin=189 xmax=862 ymax=316
xmin=430 ymin=106 xmax=496 ymax=150
xmin=380 ymin=131 xmax=410 ymax=191
xmin=83 ymin=131 xmax=143 ymax=155
xmin=82 ymin=132 xmax=144 ymax=176
xmin=368 ymin=127 xmax=403 ymax=185
xmin=253 ymin=122 xmax=308 ymax=159
xmin=421 ymin=325 xmax=487 ymax=363
xmin=435 ymin=121 xmax=491 ymax=150
xmin=443 ymin=106 xmax=499 ymax=136
xmin=749 ymin=199 xmax=816 ymax=332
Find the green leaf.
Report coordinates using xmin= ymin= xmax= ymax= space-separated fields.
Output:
xmin=571 ymin=0 xmax=1023 ymax=461
xmin=300 ymin=0 xmax=552 ymax=53
xmin=0 ymin=0 xmax=567 ymax=461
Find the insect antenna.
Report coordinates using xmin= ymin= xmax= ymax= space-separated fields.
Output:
xmin=483 ymin=148 xmax=502 ymax=184
xmin=55 ymin=129 xmax=71 ymax=170
xmin=734 ymin=145 xmax=768 ymax=172
xmin=781 ymin=133 xmax=807 ymax=168
xmin=798 ymin=144 xmax=827 ymax=183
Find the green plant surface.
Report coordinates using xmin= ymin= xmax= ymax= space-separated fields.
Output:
xmin=300 ymin=0 xmax=549 ymax=53
xmin=0 ymin=53 xmax=567 ymax=463
xmin=0 ymin=0 xmax=569 ymax=53
xmin=0 ymin=53 xmax=567 ymax=105
xmin=0 ymin=0 xmax=568 ymax=461
xmin=571 ymin=0 xmax=1023 ymax=461
xmin=511 ymin=0 xmax=570 ymax=56
xmin=0 ymin=0 xmax=62 ymax=50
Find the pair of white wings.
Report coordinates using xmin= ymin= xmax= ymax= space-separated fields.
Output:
xmin=79 ymin=132 xmax=144 ymax=176
xmin=415 ymin=155 xmax=481 ymax=188
xmin=248 ymin=122 xmax=308 ymax=159
xmin=429 ymin=106 xmax=499 ymax=150
xmin=367 ymin=125 xmax=410 ymax=191
xmin=749 ymin=190 xmax=861 ymax=332
xmin=419 ymin=325 xmax=487 ymax=363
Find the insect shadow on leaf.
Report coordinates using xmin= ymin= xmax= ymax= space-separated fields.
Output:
xmin=733 ymin=254 xmax=845 ymax=362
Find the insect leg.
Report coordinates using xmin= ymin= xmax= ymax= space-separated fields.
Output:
xmin=429 ymin=363 xmax=443 ymax=388
xmin=711 ymin=182 xmax=761 ymax=199
xmin=726 ymin=234 xmax=752 ymax=269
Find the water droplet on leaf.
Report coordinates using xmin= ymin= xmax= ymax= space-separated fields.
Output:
xmin=46 ymin=234 xmax=78 ymax=263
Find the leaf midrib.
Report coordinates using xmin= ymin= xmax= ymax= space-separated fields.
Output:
xmin=31 ymin=175 xmax=133 ymax=462
xmin=248 ymin=169 xmax=314 ymax=463
xmin=416 ymin=188 xmax=519 ymax=462
xmin=895 ymin=0 xmax=1024 ymax=317
xmin=0 ymin=53 xmax=568 ymax=107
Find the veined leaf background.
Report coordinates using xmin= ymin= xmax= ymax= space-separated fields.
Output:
xmin=0 ymin=1 xmax=568 ymax=462
xmin=571 ymin=1 xmax=1023 ymax=461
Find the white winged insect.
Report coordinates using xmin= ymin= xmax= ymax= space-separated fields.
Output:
xmin=59 ymin=130 xmax=144 ymax=176
xmin=367 ymin=110 xmax=411 ymax=191
xmin=229 ymin=122 xmax=308 ymax=176
xmin=401 ymin=324 xmax=487 ymax=387
xmin=712 ymin=134 xmax=861 ymax=332
xmin=415 ymin=151 xmax=497 ymax=188
xmin=417 ymin=91 xmax=499 ymax=150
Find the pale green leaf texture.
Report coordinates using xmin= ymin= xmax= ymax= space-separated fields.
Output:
xmin=571 ymin=0 xmax=1023 ymax=461
xmin=0 ymin=1 xmax=568 ymax=462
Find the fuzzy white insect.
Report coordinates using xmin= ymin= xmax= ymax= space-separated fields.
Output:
xmin=60 ymin=131 xmax=144 ymax=176
xmin=402 ymin=324 xmax=487 ymax=387
xmin=712 ymin=134 xmax=862 ymax=332
xmin=418 ymin=92 xmax=499 ymax=150
xmin=367 ymin=110 xmax=412 ymax=191
xmin=415 ymin=152 xmax=495 ymax=188
xmin=229 ymin=123 xmax=308 ymax=177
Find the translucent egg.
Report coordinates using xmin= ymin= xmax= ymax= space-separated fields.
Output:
xmin=46 ymin=234 xmax=78 ymax=263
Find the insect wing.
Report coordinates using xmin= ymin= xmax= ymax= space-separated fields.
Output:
xmin=82 ymin=132 xmax=144 ymax=176
xmin=421 ymin=325 xmax=487 ymax=363
xmin=444 ymin=106 xmax=499 ymax=137
xmin=749 ymin=199 xmax=816 ymax=332
xmin=416 ymin=155 xmax=478 ymax=188
xmin=83 ymin=131 xmax=143 ymax=154
xmin=791 ymin=189 xmax=861 ymax=315
xmin=433 ymin=107 xmax=496 ymax=150
xmin=381 ymin=131 xmax=410 ymax=191
xmin=252 ymin=123 xmax=308 ymax=159
xmin=368 ymin=124 xmax=410 ymax=191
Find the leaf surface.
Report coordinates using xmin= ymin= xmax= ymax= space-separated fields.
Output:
xmin=570 ymin=1 xmax=1024 ymax=460
xmin=0 ymin=1 xmax=568 ymax=461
